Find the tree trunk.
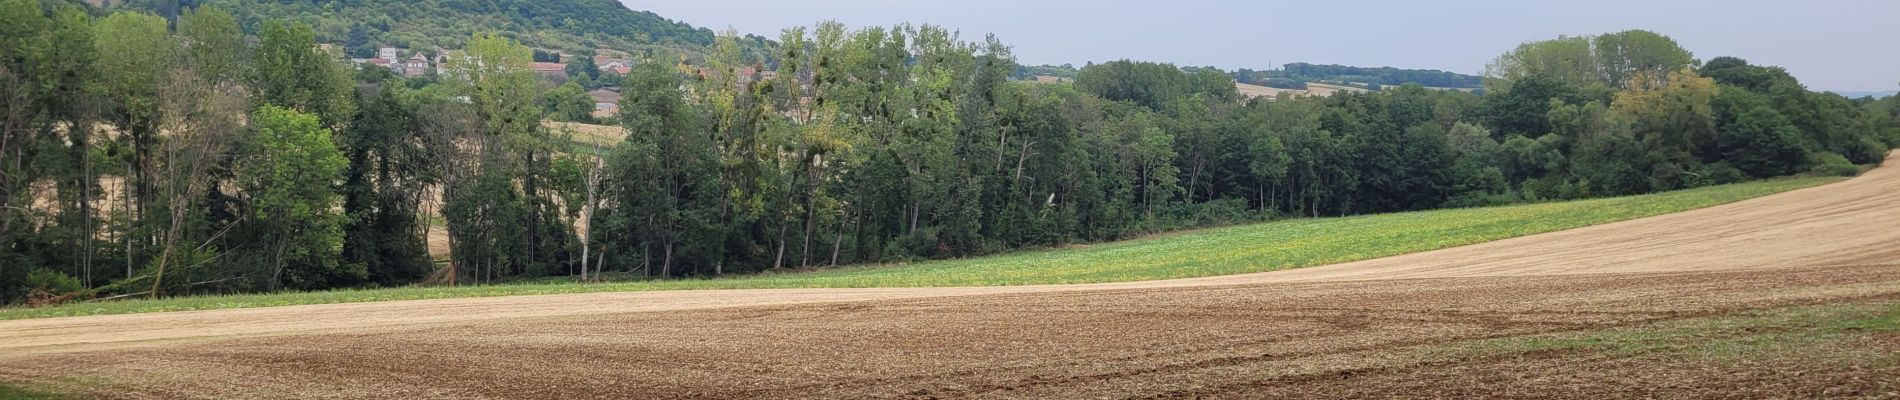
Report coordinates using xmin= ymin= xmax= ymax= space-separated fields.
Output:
xmin=661 ymin=241 xmax=674 ymax=278
xmin=82 ymin=141 xmax=94 ymax=289
xmin=829 ymin=208 xmax=846 ymax=266
xmin=268 ymin=238 xmax=289 ymax=292
xmin=800 ymin=194 xmax=816 ymax=268
xmin=580 ymin=143 xmax=601 ymax=281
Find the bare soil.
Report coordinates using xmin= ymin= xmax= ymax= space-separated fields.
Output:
xmin=1 ymin=154 xmax=1897 ymax=399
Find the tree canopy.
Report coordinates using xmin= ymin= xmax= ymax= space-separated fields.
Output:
xmin=0 ymin=8 xmax=1890 ymax=306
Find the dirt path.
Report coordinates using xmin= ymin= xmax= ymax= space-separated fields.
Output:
xmin=1 ymin=154 xmax=1897 ymax=398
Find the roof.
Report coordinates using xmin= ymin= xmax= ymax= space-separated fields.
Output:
xmin=593 ymin=56 xmax=633 ymax=66
xmin=530 ymin=62 xmax=567 ymax=73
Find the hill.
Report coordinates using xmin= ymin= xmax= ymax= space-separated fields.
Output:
xmin=1023 ymin=62 xmax=1484 ymax=93
xmin=96 ymin=0 xmax=742 ymax=58
xmin=1831 ymin=89 xmax=1897 ymax=99
xmin=1235 ymin=62 xmax=1484 ymax=89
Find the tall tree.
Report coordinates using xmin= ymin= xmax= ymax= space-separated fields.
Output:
xmin=235 ymin=106 xmax=349 ymax=290
xmin=177 ymin=6 xmax=243 ymax=88
xmin=340 ymin=87 xmax=432 ymax=286
xmin=94 ymin=11 xmax=180 ymax=278
xmin=249 ymin=20 xmax=354 ymax=127
xmin=603 ymin=61 xmax=719 ymax=277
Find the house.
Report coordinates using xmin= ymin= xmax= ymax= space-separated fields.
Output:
xmin=377 ymin=47 xmax=400 ymax=62
xmin=594 ymin=55 xmax=634 ymax=75
xmin=598 ymin=60 xmax=633 ymax=75
xmin=530 ymin=62 xmax=568 ymax=81
xmin=435 ymin=50 xmax=467 ymax=77
xmin=398 ymin=53 xmax=431 ymax=77
xmin=588 ymin=89 xmax=622 ymax=118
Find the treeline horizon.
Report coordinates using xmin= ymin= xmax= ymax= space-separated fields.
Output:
xmin=2 ymin=2 xmax=1897 ymax=305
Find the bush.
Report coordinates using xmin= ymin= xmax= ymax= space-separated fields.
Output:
xmin=25 ymin=269 xmax=83 ymax=295
xmin=1843 ymin=135 xmax=1890 ymax=165
xmin=1808 ymin=152 xmax=1862 ymax=176
xmin=1697 ymin=162 xmax=1747 ymax=186
xmin=1260 ymin=78 xmax=1307 ymax=90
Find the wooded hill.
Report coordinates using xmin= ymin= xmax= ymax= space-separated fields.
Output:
xmin=84 ymin=0 xmax=773 ymax=61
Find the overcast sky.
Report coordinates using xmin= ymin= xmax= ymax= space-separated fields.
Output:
xmin=623 ymin=0 xmax=1898 ymax=92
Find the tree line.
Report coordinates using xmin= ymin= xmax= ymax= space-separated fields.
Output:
xmin=1235 ymin=63 xmax=1486 ymax=89
xmin=1 ymin=1 xmax=1894 ymax=304
xmin=106 ymin=0 xmax=729 ymax=57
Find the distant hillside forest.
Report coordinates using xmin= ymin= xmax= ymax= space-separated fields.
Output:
xmin=1234 ymin=63 xmax=1486 ymax=89
xmin=1021 ymin=62 xmax=1484 ymax=91
xmin=2 ymin=0 xmax=1897 ymax=305
xmin=93 ymin=0 xmax=775 ymax=61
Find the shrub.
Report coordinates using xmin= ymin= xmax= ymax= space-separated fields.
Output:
xmin=1698 ymin=162 xmax=1747 ymax=186
xmin=1261 ymin=78 xmax=1308 ymax=90
xmin=25 ymin=269 xmax=83 ymax=295
xmin=1809 ymin=152 xmax=1861 ymax=176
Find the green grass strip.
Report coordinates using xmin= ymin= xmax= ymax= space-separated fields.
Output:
xmin=0 ymin=177 xmax=1840 ymax=320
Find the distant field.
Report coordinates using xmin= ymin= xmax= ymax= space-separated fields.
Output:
xmin=1303 ymin=82 xmax=1373 ymax=95
xmin=544 ymin=120 xmax=624 ymax=146
xmin=1235 ymin=82 xmax=1308 ymax=99
xmin=0 ymin=176 xmax=1839 ymax=320
xmin=1234 ymin=81 xmax=1379 ymax=99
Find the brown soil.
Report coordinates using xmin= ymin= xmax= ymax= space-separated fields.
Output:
xmin=1 ymin=153 xmax=1896 ymax=398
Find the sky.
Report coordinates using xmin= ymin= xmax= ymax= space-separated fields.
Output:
xmin=622 ymin=0 xmax=1899 ymax=92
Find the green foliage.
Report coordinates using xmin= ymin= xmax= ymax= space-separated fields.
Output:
xmin=1809 ymin=152 xmax=1861 ymax=177
xmin=601 ymin=61 xmax=720 ymax=277
xmin=340 ymin=88 xmax=433 ymax=286
xmin=250 ymin=20 xmax=357 ymax=127
xmin=1237 ymin=63 xmax=1483 ymax=88
xmin=541 ymin=81 xmax=594 ymax=122
xmin=0 ymin=176 xmax=1834 ymax=320
xmin=24 ymin=269 xmax=82 ymax=295
xmin=1712 ymin=87 xmax=1808 ymax=177
xmin=238 ymin=106 xmax=351 ymax=290
xmin=438 ymin=32 xmax=577 ymax=284
xmin=1012 ymin=63 xmax=1079 ymax=80
xmin=177 ymin=6 xmax=243 ymax=86
xmin=6 ymin=15 xmax=1899 ymax=306
xmin=1075 ymin=60 xmax=1198 ymax=109
xmin=114 ymin=0 xmax=716 ymax=54
xmin=1486 ymin=30 xmax=1692 ymax=90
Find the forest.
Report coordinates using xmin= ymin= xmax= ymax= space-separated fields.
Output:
xmin=101 ymin=0 xmax=776 ymax=61
xmin=2 ymin=1 xmax=1897 ymax=304
xmin=1234 ymin=63 xmax=1486 ymax=89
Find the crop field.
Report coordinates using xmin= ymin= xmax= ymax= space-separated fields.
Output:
xmin=0 ymin=157 xmax=1893 ymax=398
xmin=0 ymin=176 xmax=1837 ymax=320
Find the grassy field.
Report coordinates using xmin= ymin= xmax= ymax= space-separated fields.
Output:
xmin=0 ymin=176 xmax=1840 ymax=320
xmin=1462 ymin=300 xmax=1900 ymax=359
xmin=0 ymin=383 xmax=65 ymax=400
